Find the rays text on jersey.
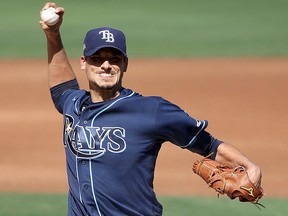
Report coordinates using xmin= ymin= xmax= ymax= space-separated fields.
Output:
xmin=64 ymin=114 xmax=127 ymax=159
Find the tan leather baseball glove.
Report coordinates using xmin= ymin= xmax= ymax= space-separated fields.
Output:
xmin=192 ymin=157 xmax=264 ymax=208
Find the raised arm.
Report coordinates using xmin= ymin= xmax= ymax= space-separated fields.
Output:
xmin=39 ymin=2 xmax=76 ymax=88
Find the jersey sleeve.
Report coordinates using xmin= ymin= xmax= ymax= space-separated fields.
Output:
xmin=50 ymin=79 xmax=80 ymax=114
xmin=154 ymin=98 xmax=222 ymax=158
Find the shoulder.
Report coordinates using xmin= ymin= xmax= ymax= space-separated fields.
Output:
xmin=58 ymin=89 xmax=89 ymax=114
xmin=63 ymin=89 xmax=88 ymax=100
xmin=122 ymin=88 xmax=166 ymax=106
xmin=62 ymin=89 xmax=89 ymax=107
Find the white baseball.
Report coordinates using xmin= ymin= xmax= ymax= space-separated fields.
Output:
xmin=40 ymin=7 xmax=59 ymax=26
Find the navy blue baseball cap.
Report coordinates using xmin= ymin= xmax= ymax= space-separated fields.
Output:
xmin=83 ymin=27 xmax=127 ymax=58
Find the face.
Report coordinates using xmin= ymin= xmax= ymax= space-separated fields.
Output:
xmin=81 ymin=48 xmax=128 ymax=91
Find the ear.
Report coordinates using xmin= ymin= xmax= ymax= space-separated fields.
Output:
xmin=123 ymin=57 xmax=128 ymax=72
xmin=80 ymin=56 xmax=86 ymax=70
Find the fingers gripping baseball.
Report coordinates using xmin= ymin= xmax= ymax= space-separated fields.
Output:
xmin=39 ymin=2 xmax=64 ymax=30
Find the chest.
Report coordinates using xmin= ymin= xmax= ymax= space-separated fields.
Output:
xmin=63 ymin=105 xmax=158 ymax=161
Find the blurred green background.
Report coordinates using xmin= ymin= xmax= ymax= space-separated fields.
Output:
xmin=0 ymin=0 xmax=288 ymax=58
xmin=0 ymin=193 xmax=286 ymax=216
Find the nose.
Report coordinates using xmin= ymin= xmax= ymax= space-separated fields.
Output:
xmin=101 ymin=60 xmax=112 ymax=71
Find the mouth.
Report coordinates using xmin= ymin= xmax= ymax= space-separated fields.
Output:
xmin=98 ymin=72 xmax=115 ymax=78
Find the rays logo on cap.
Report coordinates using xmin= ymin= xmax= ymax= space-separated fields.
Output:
xmin=83 ymin=27 xmax=127 ymax=57
xmin=99 ymin=30 xmax=115 ymax=42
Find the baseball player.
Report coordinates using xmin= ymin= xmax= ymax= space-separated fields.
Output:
xmin=39 ymin=2 xmax=262 ymax=216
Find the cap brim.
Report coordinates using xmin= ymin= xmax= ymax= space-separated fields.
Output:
xmin=84 ymin=45 xmax=127 ymax=58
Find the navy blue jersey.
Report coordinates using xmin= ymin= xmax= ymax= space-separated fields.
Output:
xmin=50 ymin=79 xmax=222 ymax=216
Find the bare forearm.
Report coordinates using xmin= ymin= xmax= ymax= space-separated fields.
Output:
xmin=215 ymin=143 xmax=262 ymax=187
xmin=215 ymin=143 xmax=251 ymax=167
xmin=46 ymin=31 xmax=76 ymax=88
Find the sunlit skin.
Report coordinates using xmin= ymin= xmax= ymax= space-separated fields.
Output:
xmin=80 ymin=48 xmax=128 ymax=102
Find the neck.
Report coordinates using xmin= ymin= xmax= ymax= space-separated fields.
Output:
xmin=90 ymin=88 xmax=121 ymax=103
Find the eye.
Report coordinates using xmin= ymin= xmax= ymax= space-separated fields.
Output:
xmin=109 ymin=57 xmax=121 ymax=64
xmin=90 ymin=56 xmax=103 ymax=63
